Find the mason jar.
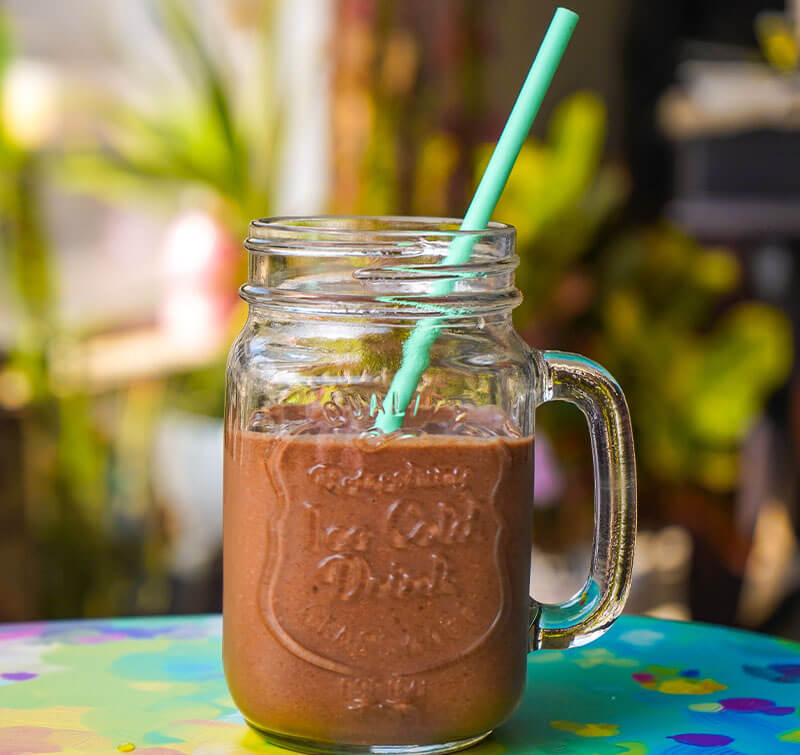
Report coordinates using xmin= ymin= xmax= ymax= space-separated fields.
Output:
xmin=224 ymin=216 xmax=636 ymax=754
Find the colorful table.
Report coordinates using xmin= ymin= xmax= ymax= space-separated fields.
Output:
xmin=1 ymin=614 xmax=799 ymax=754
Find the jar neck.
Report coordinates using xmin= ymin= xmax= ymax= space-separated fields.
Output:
xmin=241 ymin=216 xmax=521 ymax=322
xmin=245 ymin=301 xmax=518 ymax=331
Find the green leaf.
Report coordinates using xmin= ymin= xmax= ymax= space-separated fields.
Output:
xmin=156 ymin=0 xmax=247 ymax=197
xmin=687 ymin=303 xmax=792 ymax=444
xmin=0 ymin=9 xmax=13 ymax=80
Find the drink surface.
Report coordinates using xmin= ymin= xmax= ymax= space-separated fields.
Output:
xmin=223 ymin=408 xmax=534 ymax=746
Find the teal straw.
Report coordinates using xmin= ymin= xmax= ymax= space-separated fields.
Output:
xmin=373 ymin=7 xmax=579 ymax=433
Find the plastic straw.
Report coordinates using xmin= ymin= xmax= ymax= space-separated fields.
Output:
xmin=373 ymin=7 xmax=579 ymax=433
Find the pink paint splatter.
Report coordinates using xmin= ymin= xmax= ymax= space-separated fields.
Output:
xmin=0 ymin=726 xmax=58 ymax=754
xmin=168 ymin=718 xmax=241 ymax=728
xmin=0 ymin=625 xmax=45 ymax=642
xmin=73 ymin=633 xmax=129 ymax=645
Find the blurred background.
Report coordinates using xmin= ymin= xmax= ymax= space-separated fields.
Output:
xmin=1 ymin=0 xmax=799 ymax=638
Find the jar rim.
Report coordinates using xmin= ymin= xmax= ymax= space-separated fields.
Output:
xmin=242 ymin=216 xmax=520 ymax=319
xmin=247 ymin=215 xmax=515 ymax=254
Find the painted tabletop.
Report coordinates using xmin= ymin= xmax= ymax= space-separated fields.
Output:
xmin=1 ymin=615 xmax=799 ymax=755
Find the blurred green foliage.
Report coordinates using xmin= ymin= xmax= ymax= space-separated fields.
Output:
xmin=57 ymin=0 xmax=280 ymax=237
xmin=1 ymin=1 xmax=277 ymax=618
xmin=486 ymin=93 xmax=792 ymax=493
xmin=477 ymin=92 xmax=628 ymax=328
xmin=594 ymin=232 xmax=791 ymax=492
xmin=368 ymin=86 xmax=793 ymax=495
xmin=0 ymin=10 xmax=112 ymax=618
xmin=0 ymin=1 xmax=793 ymax=620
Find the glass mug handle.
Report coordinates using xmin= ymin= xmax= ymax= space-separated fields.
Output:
xmin=529 ymin=350 xmax=637 ymax=650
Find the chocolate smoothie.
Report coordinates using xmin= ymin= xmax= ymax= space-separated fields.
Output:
xmin=223 ymin=407 xmax=534 ymax=747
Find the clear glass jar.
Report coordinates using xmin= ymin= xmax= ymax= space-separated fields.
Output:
xmin=223 ymin=217 xmax=636 ymax=754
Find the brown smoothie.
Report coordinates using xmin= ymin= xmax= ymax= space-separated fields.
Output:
xmin=223 ymin=408 xmax=534 ymax=747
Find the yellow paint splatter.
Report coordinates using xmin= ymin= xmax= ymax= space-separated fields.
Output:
xmin=0 ymin=706 xmax=91 ymax=728
xmin=193 ymin=742 xmax=266 ymax=754
xmin=129 ymin=681 xmax=172 ymax=692
xmin=689 ymin=702 xmax=724 ymax=712
xmin=646 ymin=665 xmax=680 ymax=675
xmin=551 ymin=720 xmax=619 ymax=737
xmin=656 ymin=678 xmax=726 ymax=695
xmin=574 ymin=648 xmax=638 ymax=669
xmin=780 ymin=728 xmax=800 ymax=743
xmin=117 ymin=744 xmax=135 ymax=753
xmin=615 ymin=744 xmax=648 ymax=755
xmin=633 ymin=668 xmax=727 ymax=695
